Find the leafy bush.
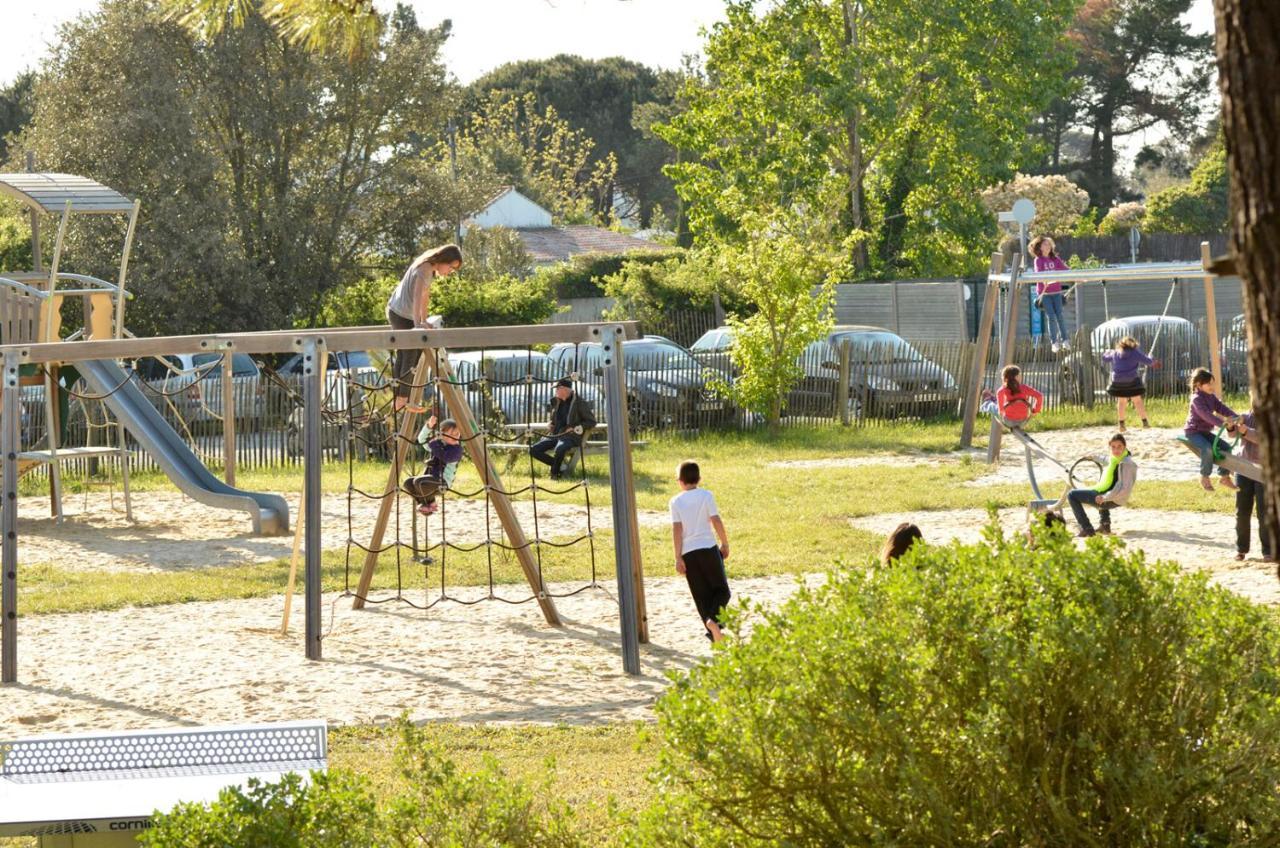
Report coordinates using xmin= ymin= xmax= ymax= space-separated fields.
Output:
xmin=638 ymin=520 xmax=1280 ymax=846
xmin=533 ymin=250 xmax=673 ymax=299
xmin=140 ymin=770 xmax=382 ymax=847
xmin=980 ymin=172 xmax=1091 ymax=235
xmin=601 ymin=250 xmax=739 ymax=327
xmin=0 ymin=199 xmax=32 ymax=270
xmin=1145 ymin=141 xmax=1228 ymax=234
xmin=143 ymin=720 xmax=590 ymax=848
xmin=1097 ymin=200 xmax=1147 ymax=235
xmin=316 ymin=272 xmax=558 ymax=328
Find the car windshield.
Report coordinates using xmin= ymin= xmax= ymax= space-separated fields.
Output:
xmin=487 ymin=355 xmax=564 ymax=384
xmin=625 ymin=343 xmax=700 ymax=371
xmin=691 ymin=331 xmax=726 ymax=352
xmin=192 ymin=352 xmax=258 ymax=376
xmin=832 ymin=332 xmax=923 ymax=362
xmin=337 ymin=351 xmax=374 ymax=370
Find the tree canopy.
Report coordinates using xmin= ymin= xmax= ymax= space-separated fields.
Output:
xmin=659 ymin=0 xmax=1080 ymax=278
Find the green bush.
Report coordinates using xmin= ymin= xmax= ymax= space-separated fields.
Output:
xmin=534 ymin=250 xmax=674 ymax=299
xmin=1145 ymin=142 xmax=1228 ymax=235
xmin=601 ymin=250 xmax=739 ymax=327
xmin=0 ymin=199 xmax=32 ymax=270
xmin=142 ymin=720 xmax=591 ymax=848
xmin=140 ymin=770 xmax=382 ymax=847
xmin=316 ymin=272 xmax=558 ymax=328
xmin=638 ymin=519 xmax=1280 ymax=846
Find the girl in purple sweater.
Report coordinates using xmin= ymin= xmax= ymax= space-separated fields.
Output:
xmin=1184 ymin=368 xmax=1239 ymax=492
xmin=1102 ymin=336 xmax=1160 ymax=431
xmin=1029 ymin=236 xmax=1071 ymax=352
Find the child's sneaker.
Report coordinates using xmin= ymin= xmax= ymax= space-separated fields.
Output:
xmin=1220 ymin=476 xmax=1239 ymax=491
xmin=1098 ymin=522 xmax=1112 ymax=535
xmin=1141 ymin=418 xmax=1150 ymax=428
xmin=1051 ymin=342 xmax=1061 ymax=353
xmin=1117 ymin=421 xmax=1126 ymax=433
xmin=1200 ymin=477 xmax=1215 ymax=492
xmin=1061 ymin=340 xmax=1071 ymax=351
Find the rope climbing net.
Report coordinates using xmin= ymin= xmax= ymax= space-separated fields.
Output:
xmin=327 ymin=344 xmax=607 ymax=613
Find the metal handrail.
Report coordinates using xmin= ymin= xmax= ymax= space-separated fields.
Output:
xmin=0 ymin=276 xmax=47 ymax=298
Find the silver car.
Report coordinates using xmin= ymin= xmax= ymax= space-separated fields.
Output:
xmin=445 ymin=349 xmax=600 ymax=428
xmin=134 ymin=352 xmax=266 ymax=431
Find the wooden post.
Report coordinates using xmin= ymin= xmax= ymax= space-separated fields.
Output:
xmin=42 ymin=203 xmax=72 ymax=521
xmin=1201 ymin=242 xmax=1223 ymax=395
xmin=837 ymin=339 xmax=852 ymax=425
xmin=959 ymin=254 xmax=1003 ymax=448
xmin=987 ymin=254 xmax=1023 ymax=463
xmin=222 ymin=353 xmax=236 ymax=486
xmin=114 ymin=199 xmax=140 ymax=339
xmin=281 ymin=484 xmax=306 ymax=634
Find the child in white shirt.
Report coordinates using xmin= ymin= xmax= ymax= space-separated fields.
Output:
xmin=670 ymin=460 xmax=731 ymax=643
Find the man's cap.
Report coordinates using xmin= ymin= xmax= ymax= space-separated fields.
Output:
xmin=555 ymin=378 xmax=573 ymax=389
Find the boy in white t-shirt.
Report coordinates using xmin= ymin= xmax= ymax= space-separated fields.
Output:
xmin=670 ymin=460 xmax=731 ymax=643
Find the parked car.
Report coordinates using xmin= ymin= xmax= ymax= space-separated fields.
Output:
xmin=1222 ymin=313 xmax=1250 ymax=392
xmin=445 ymin=349 xmax=602 ymax=429
xmin=273 ymin=350 xmax=388 ymax=417
xmin=1059 ymin=315 xmax=1200 ymax=403
xmin=691 ymin=325 xmax=960 ymax=420
xmin=133 ymin=352 xmax=266 ymax=431
xmin=549 ymin=335 xmax=734 ymax=430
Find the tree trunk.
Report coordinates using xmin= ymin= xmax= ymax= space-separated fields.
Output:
xmin=1214 ymin=0 xmax=1280 ymax=571
xmin=842 ymin=0 xmax=870 ymax=272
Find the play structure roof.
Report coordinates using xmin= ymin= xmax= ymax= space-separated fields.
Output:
xmin=0 ymin=172 xmax=135 ymax=214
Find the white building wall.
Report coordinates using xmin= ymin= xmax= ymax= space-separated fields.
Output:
xmin=469 ymin=189 xmax=553 ymax=229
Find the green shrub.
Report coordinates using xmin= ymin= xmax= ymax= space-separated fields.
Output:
xmin=140 ymin=770 xmax=383 ymax=847
xmin=534 ymin=250 xmax=674 ymax=299
xmin=638 ymin=519 xmax=1280 ymax=846
xmin=142 ymin=720 xmax=591 ymax=848
xmin=601 ymin=250 xmax=739 ymax=327
xmin=316 ymin=272 xmax=558 ymax=328
xmin=1145 ymin=142 xmax=1228 ymax=235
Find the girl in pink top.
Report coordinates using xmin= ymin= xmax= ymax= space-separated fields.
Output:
xmin=996 ymin=364 xmax=1044 ymax=424
xmin=1029 ymin=236 xmax=1071 ymax=352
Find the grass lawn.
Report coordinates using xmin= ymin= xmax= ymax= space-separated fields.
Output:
xmin=16 ymin=398 xmax=1244 ymax=615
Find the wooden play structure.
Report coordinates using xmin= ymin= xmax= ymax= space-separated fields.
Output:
xmin=0 ymin=172 xmax=139 ymax=520
xmin=3 ymin=321 xmax=648 ymax=683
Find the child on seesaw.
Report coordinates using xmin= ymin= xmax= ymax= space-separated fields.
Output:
xmin=996 ymin=364 xmax=1044 ymax=426
xmin=1183 ymin=368 xmax=1239 ymax=493
xmin=671 ymin=460 xmax=731 ymax=644
xmin=1065 ymin=432 xmax=1137 ymax=538
xmin=403 ymin=415 xmax=463 ymax=515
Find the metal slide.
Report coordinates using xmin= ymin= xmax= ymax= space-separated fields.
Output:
xmin=78 ymin=359 xmax=289 ymax=535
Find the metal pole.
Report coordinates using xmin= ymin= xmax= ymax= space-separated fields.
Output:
xmin=987 ymin=254 xmax=1023 ymax=464
xmin=222 ymin=353 xmax=236 ymax=486
xmin=598 ymin=324 xmax=640 ymax=675
xmin=302 ymin=338 xmax=325 ymax=661
xmin=2 ymin=356 xmax=20 ymax=683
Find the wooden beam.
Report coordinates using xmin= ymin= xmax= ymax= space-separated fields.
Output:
xmin=1 ymin=322 xmax=642 ymax=365
xmin=959 ymin=254 xmax=1003 ymax=448
xmin=1201 ymin=242 xmax=1223 ymax=396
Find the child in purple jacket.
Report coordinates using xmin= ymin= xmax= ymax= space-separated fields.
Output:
xmin=1029 ymin=236 xmax=1071 ymax=352
xmin=1184 ymin=368 xmax=1239 ymax=492
xmin=1102 ymin=336 xmax=1160 ymax=431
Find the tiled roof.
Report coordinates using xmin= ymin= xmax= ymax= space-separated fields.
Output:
xmin=515 ymin=226 xmax=668 ymax=263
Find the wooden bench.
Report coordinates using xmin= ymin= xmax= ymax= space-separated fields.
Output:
xmin=485 ymin=437 xmax=646 ymax=476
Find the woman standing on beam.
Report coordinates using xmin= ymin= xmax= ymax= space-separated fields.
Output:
xmin=386 ymin=244 xmax=463 ymax=411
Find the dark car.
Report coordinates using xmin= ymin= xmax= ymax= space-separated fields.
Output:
xmin=549 ymin=335 xmax=734 ymax=430
xmin=691 ymin=325 xmax=960 ymax=420
xmin=1222 ymin=314 xmax=1249 ymax=392
xmin=1060 ymin=315 xmax=1201 ymax=403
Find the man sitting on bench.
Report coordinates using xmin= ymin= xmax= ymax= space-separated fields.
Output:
xmin=1066 ymin=432 xmax=1137 ymax=538
xmin=530 ymin=378 xmax=597 ymax=480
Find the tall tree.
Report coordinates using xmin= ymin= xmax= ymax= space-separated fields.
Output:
xmin=464 ymin=55 xmax=677 ymax=227
xmin=659 ymin=0 xmax=1079 ymax=277
xmin=0 ymin=72 xmax=35 ymax=163
xmin=1212 ymin=0 xmax=1280 ymax=572
xmin=1059 ymin=0 xmax=1215 ymax=208
xmin=17 ymin=0 xmax=455 ymax=334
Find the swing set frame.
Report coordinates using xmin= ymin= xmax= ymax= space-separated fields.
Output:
xmin=960 ymin=242 xmax=1228 ymax=460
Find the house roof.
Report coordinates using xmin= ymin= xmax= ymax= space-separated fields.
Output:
xmin=515 ymin=226 xmax=667 ymax=263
